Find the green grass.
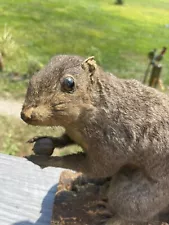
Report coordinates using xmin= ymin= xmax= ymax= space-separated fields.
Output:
xmin=0 ymin=115 xmax=81 ymax=156
xmin=0 ymin=76 xmax=28 ymax=99
xmin=0 ymin=0 xmax=169 ymax=98
xmin=0 ymin=0 xmax=169 ymax=156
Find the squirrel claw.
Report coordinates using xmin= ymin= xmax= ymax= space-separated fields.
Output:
xmin=26 ymin=136 xmax=39 ymax=143
xmin=26 ymin=136 xmax=48 ymax=143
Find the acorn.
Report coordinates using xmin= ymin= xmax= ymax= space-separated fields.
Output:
xmin=33 ymin=138 xmax=55 ymax=156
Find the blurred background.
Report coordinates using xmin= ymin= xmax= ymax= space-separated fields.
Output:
xmin=0 ymin=0 xmax=168 ymax=156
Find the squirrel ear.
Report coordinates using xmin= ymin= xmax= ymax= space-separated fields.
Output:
xmin=81 ymin=56 xmax=97 ymax=75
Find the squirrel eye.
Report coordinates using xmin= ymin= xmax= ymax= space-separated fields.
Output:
xmin=62 ymin=76 xmax=75 ymax=92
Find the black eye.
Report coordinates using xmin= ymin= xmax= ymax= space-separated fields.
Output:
xmin=62 ymin=76 xmax=75 ymax=92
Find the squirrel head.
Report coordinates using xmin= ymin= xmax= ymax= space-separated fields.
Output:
xmin=21 ymin=54 xmax=99 ymax=127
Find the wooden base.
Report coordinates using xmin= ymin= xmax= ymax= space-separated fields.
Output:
xmin=51 ymin=170 xmax=169 ymax=225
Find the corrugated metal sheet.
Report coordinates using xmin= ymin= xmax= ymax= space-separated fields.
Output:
xmin=0 ymin=153 xmax=64 ymax=225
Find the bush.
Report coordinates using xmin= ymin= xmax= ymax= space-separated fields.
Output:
xmin=27 ymin=57 xmax=43 ymax=77
xmin=115 ymin=0 xmax=124 ymax=5
xmin=0 ymin=25 xmax=18 ymax=58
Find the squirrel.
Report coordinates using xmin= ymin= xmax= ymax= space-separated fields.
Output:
xmin=21 ymin=54 xmax=169 ymax=224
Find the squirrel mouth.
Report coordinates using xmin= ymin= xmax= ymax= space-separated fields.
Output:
xmin=20 ymin=107 xmax=41 ymax=125
xmin=20 ymin=112 xmax=37 ymax=125
xmin=20 ymin=110 xmax=55 ymax=127
xmin=20 ymin=103 xmax=65 ymax=126
xmin=20 ymin=108 xmax=34 ymax=124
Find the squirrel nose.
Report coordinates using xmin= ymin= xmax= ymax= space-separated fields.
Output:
xmin=20 ymin=107 xmax=34 ymax=123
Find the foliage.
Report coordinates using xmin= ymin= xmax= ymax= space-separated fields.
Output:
xmin=27 ymin=57 xmax=43 ymax=76
xmin=0 ymin=25 xmax=18 ymax=57
xmin=115 ymin=0 xmax=124 ymax=5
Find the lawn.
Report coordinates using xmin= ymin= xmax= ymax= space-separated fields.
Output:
xmin=0 ymin=0 xmax=169 ymax=99
xmin=0 ymin=0 xmax=169 ymax=155
xmin=0 ymin=115 xmax=81 ymax=156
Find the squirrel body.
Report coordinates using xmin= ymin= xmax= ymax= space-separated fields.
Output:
xmin=21 ymin=55 xmax=169 ymax=224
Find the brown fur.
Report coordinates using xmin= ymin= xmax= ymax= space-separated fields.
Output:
xmin=21 ymin=54 xmax=169 ymax=224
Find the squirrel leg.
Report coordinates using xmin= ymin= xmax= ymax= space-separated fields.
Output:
xmin=107 ymin=169 xmax=169 ymax=223
xmin=26 ymin=152 xmax=92 ymax=174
